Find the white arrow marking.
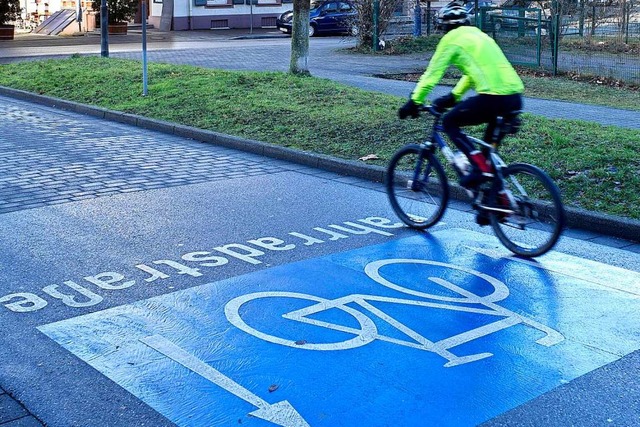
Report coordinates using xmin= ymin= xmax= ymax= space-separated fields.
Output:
xmin=140 ymin=334 xmax=310 ymax=427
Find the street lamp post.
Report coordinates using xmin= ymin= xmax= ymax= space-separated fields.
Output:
xmin=100 ymin=0 xmax=109 ymax=57
xmin=373 ymin=0 xmax=379 ymax=51
xmin=76 ymin=1 xmax=82 ymax=33
xmin=414 ymin=0 xmax=422 ymax=36
xmin=142 ymin=0 xmax=148 ymax=96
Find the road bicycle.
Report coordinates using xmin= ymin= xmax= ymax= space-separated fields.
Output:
xmin=385 ymin=106 xmax=565 ymax=258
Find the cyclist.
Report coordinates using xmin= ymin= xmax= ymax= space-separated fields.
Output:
xmin=398 ymin=1 xmax=524 ymax=195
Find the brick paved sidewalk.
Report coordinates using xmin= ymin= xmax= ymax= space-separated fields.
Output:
xmin=0 ymin=388 xmax=43 ymax=427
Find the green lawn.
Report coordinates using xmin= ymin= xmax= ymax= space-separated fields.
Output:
xmin=1 ymin=57 xmax=639 ymax=219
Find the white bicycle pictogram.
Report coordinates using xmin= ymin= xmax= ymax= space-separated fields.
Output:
xmin=224 ymin=258 xmax=564 ymax=367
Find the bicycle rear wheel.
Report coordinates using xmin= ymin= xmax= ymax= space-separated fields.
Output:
xmin=489 ymin=163 xmax=565 ymax=257
xmin=385 ymin=144 xmax=449 ymax=229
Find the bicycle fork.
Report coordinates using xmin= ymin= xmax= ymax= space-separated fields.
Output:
xmin=407 ymin=145 xmax=434 ymax=191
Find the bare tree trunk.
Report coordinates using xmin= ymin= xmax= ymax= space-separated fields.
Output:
xmin=290 ymin=0 xmax=311 ymax=75
xmin=620 ymin=0 xmax=627 ymax=41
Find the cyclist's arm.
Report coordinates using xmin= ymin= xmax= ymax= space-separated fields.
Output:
xmin=451 ymin=75 xmax=472 ymax=100
xmin=410 ymin=43 xmax=457 ymax=105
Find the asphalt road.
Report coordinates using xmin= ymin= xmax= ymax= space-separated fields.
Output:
xmin=1 ymin=32 xmax=639 ymax=427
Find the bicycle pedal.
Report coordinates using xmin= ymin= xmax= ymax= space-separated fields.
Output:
xmin=475 ymin=213 xmax=490 ymax=226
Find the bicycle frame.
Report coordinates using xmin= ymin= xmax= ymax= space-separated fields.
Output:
xmin=426 ymin=107 xmax=508 ymax=183
xmin=423 ymin=107 xmax=519 ymax=215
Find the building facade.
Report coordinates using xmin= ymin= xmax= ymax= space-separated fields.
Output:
xmin=148 ymin=0 xmax=294 ymax=31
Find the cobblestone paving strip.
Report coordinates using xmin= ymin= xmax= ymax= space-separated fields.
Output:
xmin=0 ymin=387 xmax=43 ymax=426
xmin=0 ymin=98 xmax=285 ymax=214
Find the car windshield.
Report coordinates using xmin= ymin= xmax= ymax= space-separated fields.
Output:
xmin=310 ymin=1 xmax=323 ymax=10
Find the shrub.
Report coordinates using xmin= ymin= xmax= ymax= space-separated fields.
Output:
xmin=0 ymin=0 xmax=21 ymax=25
xmin=91 ymin=0 xmax=139 ymax=25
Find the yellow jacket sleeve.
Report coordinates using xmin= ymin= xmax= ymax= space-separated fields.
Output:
xmin=410 ymin=26 xmax=524 ymax=105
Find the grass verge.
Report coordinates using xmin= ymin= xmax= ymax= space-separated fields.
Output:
xmin=1 ymin=56 xmax=639 ymax=219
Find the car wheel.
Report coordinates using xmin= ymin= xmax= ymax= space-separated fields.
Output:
xmin=349 ymin=24 xmax=359 ymax=36
xmin=494 ymin=20 xmax=502 ymax=31
xmin=308 ymin=24 xmax=316 ymax=37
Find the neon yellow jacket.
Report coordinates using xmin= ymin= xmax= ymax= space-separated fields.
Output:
xmin=411 ymin=26 xmax=524 ymax=104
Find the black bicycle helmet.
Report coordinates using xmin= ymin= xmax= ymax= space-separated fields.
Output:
xmin=438 ymin=3 xmax=469 ymax=26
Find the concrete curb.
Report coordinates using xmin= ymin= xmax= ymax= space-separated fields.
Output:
xmin=230 ymin=34 xmax=290 ymax=40
xmin=2 ymin=85 xmax=639 ymax=242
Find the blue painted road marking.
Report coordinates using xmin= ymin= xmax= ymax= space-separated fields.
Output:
xmin=39 ymin=229 xmax=640 ymax=426
xmin=224 ymin=258 xmax=563 ymax=367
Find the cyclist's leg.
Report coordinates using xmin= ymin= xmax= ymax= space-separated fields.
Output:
xmin=481 ymin=93 xmax=523 ymax=144
xmin=481 ymin=119 xmax=497 ymax=158
xmin=481 ymin=94 xmax=524 ymax=211
xmin=441 ymin=96 xmax=487 ymax=158
xmin=442 ymin=96 xmax=497 ymax=189
xmin=443 ymin=95 xmax=511 ymax=225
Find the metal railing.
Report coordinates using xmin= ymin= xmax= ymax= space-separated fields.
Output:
xmin=382 ymin=3 xmax=639 ymax=85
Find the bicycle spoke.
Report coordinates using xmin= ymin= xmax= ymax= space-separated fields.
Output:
xmin=386 ymin=146 xmax=449 ymax=229
xmin=490 ymin=163 xmax=565 ymax=257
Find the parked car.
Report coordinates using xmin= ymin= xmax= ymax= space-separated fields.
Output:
xmin=487 ymin=8 xmax=540 ymax=31
xmin=276 ymin=0 xmax=358 ymax=37
xmin=464 ymin=1 xmax=496 ymax=27
xmin=464 ymin=1 xmax=495 ymax=14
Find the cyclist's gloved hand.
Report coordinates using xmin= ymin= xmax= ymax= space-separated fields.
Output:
xmin=398 ymin=98 xmax=420 ymax=119
xmin=432 ymin=92 xmax=457 ymax=113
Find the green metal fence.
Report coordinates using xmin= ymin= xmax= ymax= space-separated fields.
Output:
xmin=385 ymin=1 xmax=639 ymax=85
xmin=554 ymin=2 xmax=640 ymax=84
xmin=480 ymin=3 xmax=640 ymax=84
xmin=477 ymin=7 xmax=546 ymax=68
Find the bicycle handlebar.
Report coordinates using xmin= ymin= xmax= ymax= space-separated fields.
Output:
xmin=419 ymin=105 xmax=443 ymax=118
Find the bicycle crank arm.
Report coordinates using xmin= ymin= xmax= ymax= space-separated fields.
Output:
xmin=477 ymin=205 xmax=514 ymax=214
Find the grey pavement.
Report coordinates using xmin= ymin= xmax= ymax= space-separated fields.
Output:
xmin=0 ymin=29 xmax=639 ymax=426
xmin=0 ymin=386 xmax=42 ymax=427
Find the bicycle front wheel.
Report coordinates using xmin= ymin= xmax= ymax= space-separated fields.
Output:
xmin=490 ymin=163 xmax=565 ymax=257
xmin=385 ymin=145 xmax=449 ymax=229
